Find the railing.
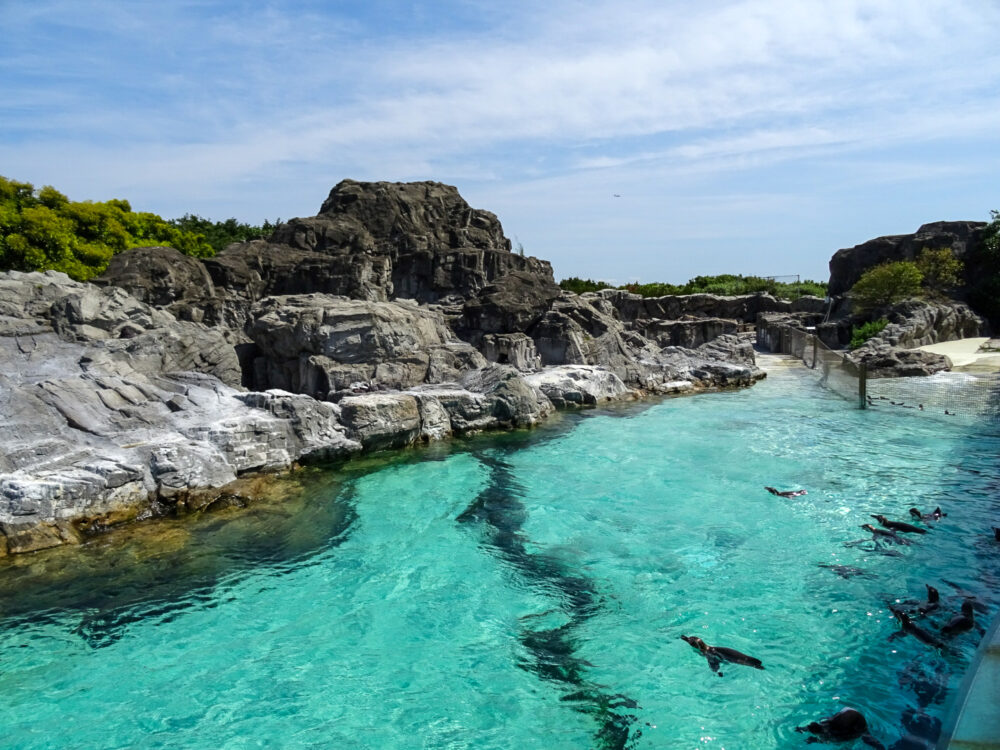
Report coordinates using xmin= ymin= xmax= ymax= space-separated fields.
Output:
xmin=757 ymin=321 xmax=1000 ymax=421
xmin=758 ymin=322 xmax=866 ymax=407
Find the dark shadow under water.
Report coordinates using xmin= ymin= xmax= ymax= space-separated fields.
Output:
xmin=457 ymin=448 xmax=643 ymax=750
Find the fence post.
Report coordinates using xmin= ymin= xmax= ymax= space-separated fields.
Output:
xmin=811 ymin=336 xmax=818 ymax=369
xmin=859 ymin=363 xmax=867 ymax=409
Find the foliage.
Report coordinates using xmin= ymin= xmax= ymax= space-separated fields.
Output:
xmin=848 ymin=261 xmax=923 ymax=313
xmin=559 ymin=277 xmax=616 ymax=294
xmin=559 ymin=274 xmax=827 ymax=300
xmin=916 ymin=246 xmax=963 ymax=295
xmin=966 ymin=210 xmax=1000 ymax=327
xmin=169 ymin=214 xmax=280 ymax=254
xmin=0 ymin=176 xmax=215 ymax=280
xmin=849 ymin=318 xmax=889 ymax=350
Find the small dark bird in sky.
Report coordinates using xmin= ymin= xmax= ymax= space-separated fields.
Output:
xmin=613 ymin=193 xmax=621 ymax=197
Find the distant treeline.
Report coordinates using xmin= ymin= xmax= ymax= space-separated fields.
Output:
xmin=560 ymin=274 xmax=828 ymax=300
xmin=0 ymin=176 xmax=277 ymax=280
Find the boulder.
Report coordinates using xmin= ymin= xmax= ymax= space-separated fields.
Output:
xmin=94 ymin=246 xmax=222 ymax=325
xmin=849 ymin=345 xmax=952 ymax=378
xmin=524 ymin=366 xmax=634 ymax=408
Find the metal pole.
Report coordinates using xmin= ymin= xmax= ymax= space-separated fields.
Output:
xmin=811 ymin=336 xmax=818 ymax=369
xmin=859 ymin=363 xmax=867 ymax=409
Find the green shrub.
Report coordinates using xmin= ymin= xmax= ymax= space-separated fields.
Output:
xmin=558 ymin=277 xmax=615 ymax=294
xmin=168 ymin=214 xmax=280 ymax=254
xmin=849 ymin=261 xmax=923 ymax=313
xmin=916 ymin=246 xmax=963 ymax=295
xmin=849 ymin=318 xmax=889 ymax=349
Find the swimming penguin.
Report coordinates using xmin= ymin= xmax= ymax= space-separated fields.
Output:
xmin=941 ymin=600 xmax=979 ymax=638
xmin=898 ymin=584 xmax=939 ymax=616
xmin=918 ymin=584 xmax=940 ymax=615
xmin=860 ymin=524 xmax=911 ymax=545
xmin=871 ymin=515 xmax=927 ymax=534
xmin=993 ymin=527 xmax=1000 ymax=541
xmin=889 ymin=608 xmax=946 ymax=650
xmin=817 ymin=563 xmax=876 ymax=580
xmin=764 ymin=486 xmax=807 ymax=498
xmin=908 ymin=507 xmax=946 ymax=522
xmin=680 ymin=635 xmax=764 ymax=677
xmin=795 ymin=707 xmax=885 ymax=748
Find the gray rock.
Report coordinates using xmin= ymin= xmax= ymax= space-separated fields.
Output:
xmin=523 ymin=366 xmax=634 ymax=408
xmin=827 ymin=221 xmax=987 ymax=297
xmin=481 ymin=333 xmax=542 ymax=371
xmin=247 ymin=294 xmax=488 ymax=394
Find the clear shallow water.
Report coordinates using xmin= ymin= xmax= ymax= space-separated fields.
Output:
xmin=1 ymin=366 xmax=999 ymax=749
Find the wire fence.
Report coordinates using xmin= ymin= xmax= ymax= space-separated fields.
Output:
xmin=759 ymin=322 xmax=1000 ymax=422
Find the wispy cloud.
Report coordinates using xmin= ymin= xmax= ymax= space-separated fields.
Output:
xmin=1 ymin=0 xmax=998 ymax=281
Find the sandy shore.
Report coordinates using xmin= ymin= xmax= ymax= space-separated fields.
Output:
xmin=916 ymin=337 xmax=1000 ymax=372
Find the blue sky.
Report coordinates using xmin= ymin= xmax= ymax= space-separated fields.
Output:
xmin=2 ymin=0 xmax=999 ymax=284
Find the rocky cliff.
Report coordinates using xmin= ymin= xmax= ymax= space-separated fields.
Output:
xmin=1 ymin=181 xmax=769 ymax=557
xmin=827 ymin=221 xmax=987 ymax=297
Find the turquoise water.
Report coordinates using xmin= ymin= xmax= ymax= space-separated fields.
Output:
xmin=1 ymin=365 xmax=999 ymax=749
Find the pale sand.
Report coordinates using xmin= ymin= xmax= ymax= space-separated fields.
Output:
xmin=916 ymin=337 xmax=1000 ymax=371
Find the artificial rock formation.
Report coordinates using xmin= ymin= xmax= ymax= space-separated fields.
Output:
xmin=4 ymin=180 xmax=774 ymax=556
xmin=827 ymin=221 xmax=987 ymax=297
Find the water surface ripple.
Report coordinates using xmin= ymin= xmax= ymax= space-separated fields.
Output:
xmin=1 ymin=367 xmax=998 ymax=749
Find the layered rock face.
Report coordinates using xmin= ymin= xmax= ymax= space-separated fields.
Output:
xmin=5 ymin=180 xmax=772 ymax=556
xmin=267 ymin=179 xmax=553 ymax=303
xmin=827 ymin=221 xmax=987 ymax=296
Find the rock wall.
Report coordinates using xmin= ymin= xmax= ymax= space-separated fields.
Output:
xmin=5 ymin=180 xmax=777 ymax=557
xmin=827 ymin=221 xmax=987 ymax=297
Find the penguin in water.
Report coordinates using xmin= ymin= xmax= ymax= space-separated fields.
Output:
xmin=916 ymin=584 xmax=940 ymax=616
xmin=941 ymin=600 xmax=984 ymax=638
xmin=679 ymin=635 xmax=764 ymax=677
xmin=871 ymin=514 xmax=927 ymax=535
xmin=764 ymin=486 xmax=807 ymax=498
xmin=795 ymin=708 xmax=885 ymax=748
xmin=860 ymin=524 xmax=911 ymax=545
xmin=896 ymin=584 xmax=939 ymax=617
xmin=909 ymin=506 xmax=946 ymax=522
xmin=817 ymin=563 xmax=876 ymax=580
xmin=888 ymin=608 xmax=946 ymax=650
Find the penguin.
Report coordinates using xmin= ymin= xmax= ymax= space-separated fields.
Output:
xmin=908 ymin=507 xmax=945 ymax=522
xmin=871 ymin=514 xmax=927 ymax=534
xmin=817 ymin=563 xmax=876 ymax=580
xmin=941 ymin=600 xmax=979 ymax=638
xmin=764 ymin=486 xmax=807 ymax=498
xmin=795 ymin=707 xmax=885 ymax=748
xmin=860 ymin=524 xmax=911 ymax=545
xmin=889 ymin=608 xmax=946 ymax=650
xmin=680 ymin=635 xmax=764 ymax=677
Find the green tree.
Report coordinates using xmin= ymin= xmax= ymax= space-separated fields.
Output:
xmin=848 ymin=261 xmax=923 ymax=313
xmin=916 ymin=246 xmax=963 ymax=295
xmin=0 ymin=175 xmax=216 ymax=280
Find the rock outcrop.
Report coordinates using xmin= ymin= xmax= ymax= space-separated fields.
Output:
xmin=5 ymin=180 xmax=774 ymax=557
xmin=827 ymin=221 xmax=987 ymax=297
xmin=246 ymin=294 xmax=487 ymax=396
